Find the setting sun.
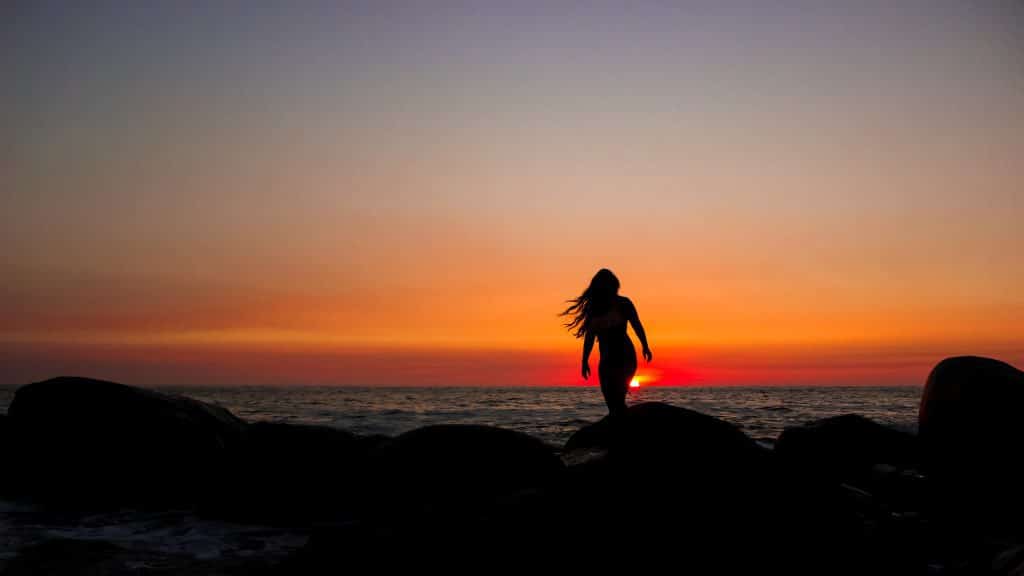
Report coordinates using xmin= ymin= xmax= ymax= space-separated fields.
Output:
xmin=630 ymin=377 xmax=640 ymax=388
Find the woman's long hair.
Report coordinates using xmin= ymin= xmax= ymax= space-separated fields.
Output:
xmin=561 ymin=268 xmax=620 ymax=338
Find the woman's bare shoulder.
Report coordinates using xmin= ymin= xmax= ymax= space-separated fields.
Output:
xmin=617 ymin=295 xmax=638 ymax=317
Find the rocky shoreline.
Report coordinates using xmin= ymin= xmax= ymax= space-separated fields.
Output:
xmin=1 ymin=355 xmax=1022 ymax=574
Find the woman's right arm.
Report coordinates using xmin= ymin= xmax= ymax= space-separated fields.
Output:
xmin=582 ymin=330 xmax=595 ymax=379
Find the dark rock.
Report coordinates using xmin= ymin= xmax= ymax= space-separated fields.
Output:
xmin=311 ymin=425 xmax=568 ymax=569
xmin=556 ymin=403 xmax=794 ymax=569
xmin=208 ymin=421 xmax=378 ymax=524
xmin=562 ymin=402 xmax=766 ymax=501
xmin=918 ymin=356 xmax=1024 ymax=528
xmin=245 ymin=420 xmax=361 ymax=454
xmin=2 ymin=538 xmax=125 ymax=576
xmin=0 ymin=413 xmax=8 ymax=496
xmin=561 ymin=402 xmax=766 ymax=503
xmin=558 ymin=403 xmax=933 ymax=573
xmin=7 ymin=376 xmax=247 ymax=508
xmin=772 ymin=415 xmax=935 ymax=572
xmin=1 ymin=536 xmax=284 ymax=576
xmin=564 ymin=401 xmax=764 ymax=470
xmin=919 ymin=356 xmax=1024 ymax=474
xmin=992 ymin=542 xmax=1024 ymax=576
xmin=775 ymin=414 xmax=918 ymax=488
xmin=356 ymin=433 xmax=392 ymax=450
xmin=373 ymin=424 xmax=563 ymax=518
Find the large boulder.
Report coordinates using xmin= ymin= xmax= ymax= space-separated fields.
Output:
xmin=918 ymin=356 xmax=1024 ymax=527
xmin=209 ymin=421 xmax=380 ymax=524
xmin=919 ymin=356 xmax=1024 ymax=472
xmin=2 ymin=538 xmax=125 ymax=576
xmin=557 ymin=401 xmax=876 ymax=569
xmin=0 ymin=413 xmax=8 ymax=497
xmin=774 ymin=414 xmax=927 ymax=535
xmin=295 ymin=425 xmax=565 ymax=569
xmin=559 ymin=403 xmax=917 ymax=573
xmin=775 ymin=414 xmax=918 ymax=487
xmin=6 ymin=376 xmax=247 ymax=508
xmin=372 ymin=424 xmax=563 ymax=518
xmin=1 ymin=536 xmax=288 ymax=576
xmin=564 ymin=401 xmax=764 ymax=471
xmin=559 ymin=403 xmax=785 ymax=564
xmin=562 ymin=402 xmax=765 ymax=506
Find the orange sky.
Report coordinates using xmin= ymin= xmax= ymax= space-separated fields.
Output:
xmin=2 ymin=259 xmax=1021 ymax=386
xmin=3 ymin=2 xmax=1023 ymax=386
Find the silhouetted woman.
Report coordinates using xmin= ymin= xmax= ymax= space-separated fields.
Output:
xmin=562 ymin=268 xmax=652 ymax=416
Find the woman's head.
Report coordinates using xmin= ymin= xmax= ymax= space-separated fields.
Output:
xmin=561 ymin=268 xmax=620 ymax=338
xmin=588 ymin=268 xmax=620 ymax=298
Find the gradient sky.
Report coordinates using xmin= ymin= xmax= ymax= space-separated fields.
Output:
xmin=3 ymin=1 xmax=1023 ymax=386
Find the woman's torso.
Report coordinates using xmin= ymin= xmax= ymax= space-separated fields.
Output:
xmin=590 ymin=297 xmax=634 ymax=359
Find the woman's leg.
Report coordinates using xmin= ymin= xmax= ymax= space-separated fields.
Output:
xmin=599 ymin=364 xmax=628 ymax=417
xmin=608 ymin=384 xmax=627 ymax=417
xmin=623 ymin=339 xmax=638 ymax=396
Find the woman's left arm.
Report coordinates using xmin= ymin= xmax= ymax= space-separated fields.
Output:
xmin=626 ymin=298 xmax=652 ymax=362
